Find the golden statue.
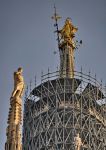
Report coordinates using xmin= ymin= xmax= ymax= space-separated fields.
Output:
xmin=74 ymin=133 xmax=82 ymax=150
xmin=59 ymin=18 xmax=78 ymax=47
xmin=11 ymin=67 xmax=25 ymax=99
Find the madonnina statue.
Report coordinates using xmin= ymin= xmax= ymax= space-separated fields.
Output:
xmin=59 ymin=18 xmax=78 ymax=48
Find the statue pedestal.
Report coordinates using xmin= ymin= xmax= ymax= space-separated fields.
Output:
xmin=5 ymin=97 xmax=22 ymax=150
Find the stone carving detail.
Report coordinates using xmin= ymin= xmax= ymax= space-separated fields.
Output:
xmin=5 ymin=67 xmax=24 ymax=150
xmin=11 ymin=67 xmax=25 ymax=99
xmin=74 ymin=133 xmax=82 ymax=150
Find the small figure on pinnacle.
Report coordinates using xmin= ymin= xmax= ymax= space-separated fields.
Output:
xmin=74 ymin=133 xmax=83 ymax=150
xmin=11 ymin=67 xmax=25 ymax=99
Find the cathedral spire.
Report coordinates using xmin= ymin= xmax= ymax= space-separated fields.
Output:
xmin=59 ymin=18 xmax=78 ymax=78
xmin=5 ymin=67 xmax=25 ymax=150
xmin=52 ymin=8 xmax=79 ymax=78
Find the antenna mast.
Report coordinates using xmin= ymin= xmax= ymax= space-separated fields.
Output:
xmin=52 ymin=4 xmax=61 ymax=49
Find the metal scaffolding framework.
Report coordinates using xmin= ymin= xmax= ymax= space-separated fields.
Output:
xmin=22 ymin=70 xmax=106 ymax=150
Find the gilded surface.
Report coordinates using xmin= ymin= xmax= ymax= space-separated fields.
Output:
xmin=59 ymin=18 xmax=78 ymax=47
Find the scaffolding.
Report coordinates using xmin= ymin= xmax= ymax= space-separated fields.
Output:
xmin=22 ymin=9 xmax=106 ymax=150
xmin=22 ymin=70 xmax=106 ymax=150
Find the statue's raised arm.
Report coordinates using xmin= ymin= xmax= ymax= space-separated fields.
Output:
xmin=11 ymin=67 xmax=25 ymax=99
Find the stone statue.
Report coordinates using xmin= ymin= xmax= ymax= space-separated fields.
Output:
xmin=11 ymin=67 xmax=25 ymax=99
xmin=59 ymin=18 xmax=78 ymax=47
xmin=74 ymin=133 xmax=82 ymax=150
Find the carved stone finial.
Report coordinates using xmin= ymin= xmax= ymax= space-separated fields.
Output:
xmin=11 ymin=67 xmax=25 ymax=99
xmin=5 ymin=67 xmax=24 ymax=150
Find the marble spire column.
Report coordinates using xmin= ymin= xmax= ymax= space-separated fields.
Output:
xmin=5 ymin=67 xmax=25 ymax=150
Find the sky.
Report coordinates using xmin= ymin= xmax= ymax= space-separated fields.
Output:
xmin=0 ymin=0 xmax=106 ymax=149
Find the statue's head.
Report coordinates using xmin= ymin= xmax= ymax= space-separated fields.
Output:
xmin=18 ymin=67 xmax=23 ymax=73
xmin=65 ymin=17 xmax=72 ymax=25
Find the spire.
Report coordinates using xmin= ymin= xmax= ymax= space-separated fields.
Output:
xmin=59 ymin=18 xmax=78 ymax=78
xmin=52 ymin=7 xmax=79 ymax=78
xmin=5 ymin=67 xmax=25 ymax=150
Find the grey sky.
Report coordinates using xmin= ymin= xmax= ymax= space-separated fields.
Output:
xmin=0 ymin=0 xmax=106 ymax=149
